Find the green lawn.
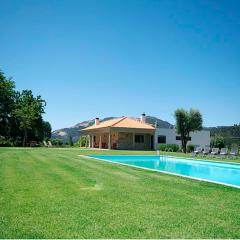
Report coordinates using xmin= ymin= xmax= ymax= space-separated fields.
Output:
xmin=0 ymin=147 xmax=240 ymax=238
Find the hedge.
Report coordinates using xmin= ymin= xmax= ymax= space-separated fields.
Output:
xmin=157 ymin=144 xmax=179 ymax=152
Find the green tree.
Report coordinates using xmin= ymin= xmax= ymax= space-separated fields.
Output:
xmin=0 ymin=69 xmax=16 ymax=138
xmin=68 ymin=135 xmax=73 ymax=147
xmin=13 ymin=90 xmax=46 ymax=146
xmin=42 ymin=121 xmax=52 ymax=139
xmin=174 ymin=108 xmax=203 ymax=153
xmin=28 ymin=119 xmax=52 ymax=143
xmin=211 ymin=135 xmax=225 ymax=148
xmin=8 ymin=116 xmax=22 ymax=146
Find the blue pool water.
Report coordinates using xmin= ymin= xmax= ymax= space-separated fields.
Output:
xmin=89 ymin=155 xmax=240 ymax=188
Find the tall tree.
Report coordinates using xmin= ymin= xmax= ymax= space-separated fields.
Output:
xmin=13 ymin=90 xmax=46 ymax=146
xmin=28 ymin=119 xmax=52 ymax=142
xmin=0 ymin=69 xmax=16 ymax=138
xmin=42 ymin=121 xmax=52 ymax=140
xmin=68 ymin=135 xmax=73 ymax=146
xmin=174 ymin=108 xmax=203 ymax=153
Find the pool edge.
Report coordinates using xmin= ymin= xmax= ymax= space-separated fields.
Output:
xmin=79 ymin=155 xmax=240 ymax=190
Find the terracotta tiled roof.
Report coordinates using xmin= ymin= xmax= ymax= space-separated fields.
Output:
xmin=81 ymin=117 xmax=155 ymax=131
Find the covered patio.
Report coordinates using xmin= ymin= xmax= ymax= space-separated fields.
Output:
xmin=81 ymin=116 xmax=155 ymax=150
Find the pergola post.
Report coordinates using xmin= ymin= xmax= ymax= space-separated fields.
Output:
xmin=88 ymin=135 xmax=91 ymax=148
xmin=92 ymin=136 xmax=94 ymax=148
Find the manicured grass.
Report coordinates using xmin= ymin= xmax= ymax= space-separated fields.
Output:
xmin=0 ymin=147 xmax=240 ymax=238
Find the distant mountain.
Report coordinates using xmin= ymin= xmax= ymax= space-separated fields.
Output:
xmin=52 ymin=116 xmax=173 ymax=142
xmin=144 ymin=116 xmax=174 ymax=129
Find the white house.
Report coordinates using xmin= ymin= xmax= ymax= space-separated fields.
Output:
xmin=154 ymin=128 xmax=210 ymax=149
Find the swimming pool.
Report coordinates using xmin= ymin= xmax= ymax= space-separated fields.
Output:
xmin=89 ymin=155 xmax=240 ymax=188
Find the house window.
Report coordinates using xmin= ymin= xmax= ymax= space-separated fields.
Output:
xmin=158 ymin=135 xmax=166 ymax=144
xmin=176 ymin=136 xmax=181 ymax=141
xmin=176 ymin=136 xmax=191 ymax=141
xmin=135 ymin=135 xmax=144 ymax=143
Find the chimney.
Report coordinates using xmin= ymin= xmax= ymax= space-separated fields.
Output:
xmin=95 ymin=117 xmax=100 ymax=125
xmin=140 ymin=113 xmax=146 ymax=123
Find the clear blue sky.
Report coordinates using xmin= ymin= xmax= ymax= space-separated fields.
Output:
xmin=1 ymin=0 xmax=239 ymax=130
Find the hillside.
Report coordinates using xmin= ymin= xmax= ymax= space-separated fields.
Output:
xmin=52 ymin=116 xmax=173 ymax=142
xmin=206 ymin=124 xmax=240 ymax=145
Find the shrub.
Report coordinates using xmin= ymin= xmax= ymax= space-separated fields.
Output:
xmin=51 ymin=138 xmax=63 ymax=146
xmin=75 ymin=135 xmax=88 ymax=147
xmin=158 ymin=144 xmax=179 ymax=152
xmin=11 ymin=138 xmax=22 ymax=147
xmin=211 ymin=135 xmax=225 ymax=149
xmin=187 ymin=144 xmax=195 ymax=153
xmin=29 ymin=141 xmax=41 ymax=147
xmin=0 ymin=136 xmax=12 ymax=147
xmin=177 ymin=148 xmax=183 ymax=153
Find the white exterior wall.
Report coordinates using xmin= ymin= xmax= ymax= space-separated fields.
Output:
xmin=154 ymin=128 xmax=210 ymax=149
xmin=188 ymin=131 xmax=210 ymax=148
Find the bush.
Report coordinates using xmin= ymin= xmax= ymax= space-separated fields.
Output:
xmin=211 ymin=135 xmax=225 ymax=148
xmin=11 ymin=137 xmax=23 ymax=147
xmin=51 ymin=138 xmax=63 ymax=146
xmin=29 ymin=141 xmax=41 ymax=147
xmin=187 ymin=144 xmax=195 ymax=153
xmin=0 ymin=136 xmax=12 ymax=147
xmin=211 ymin=136 xmax=225 ymax=148
xmin=158 ymin=144 xmax=179 ymax=152
xmin=74 ymin=135 xmax=88 ymax=147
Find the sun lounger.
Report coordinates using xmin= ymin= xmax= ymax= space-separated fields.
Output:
xmin=192 ymin=146 xmax=202 ymax=156
xmin=229 ymin=147 xmax=239 ymax=158
xmin=209 ymin=148 xmax=219 ymax=157
xmin=218 ymin=148 xmax=228 ymax=157
xmin=202 ymin=146 xmax=210 ymax=156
